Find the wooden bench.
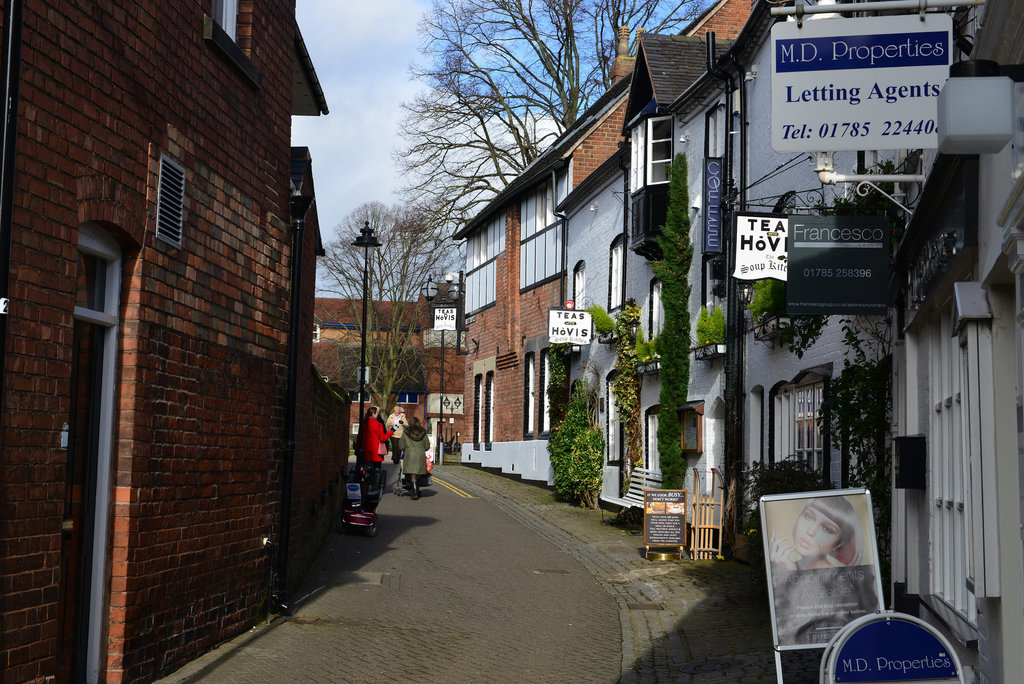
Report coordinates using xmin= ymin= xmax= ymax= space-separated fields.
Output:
xmin=600 ymin=467 xmax=662 ymax=527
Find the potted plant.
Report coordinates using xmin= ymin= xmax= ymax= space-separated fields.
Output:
xmin=694 ymin=305 xmax=726 ymax=358
xmin=587 ymin=304 xmax=616 ymax=343
xmin=747 ymin=279 xmax=789 ymax=340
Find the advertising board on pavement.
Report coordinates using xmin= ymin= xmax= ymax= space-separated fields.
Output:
xmin=771 ymin=14 xmax=952 ymax=152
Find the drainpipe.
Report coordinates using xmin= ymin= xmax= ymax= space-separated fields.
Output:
xmin=552 ymin=168 xmax=567 ymax=305
xmin=0 ymin=0 xmax=25 ymax=443
xmin=707 ymin=32 xmax=743 ymax=543
xmin=277 ymin=191 xmax=313 ymax=611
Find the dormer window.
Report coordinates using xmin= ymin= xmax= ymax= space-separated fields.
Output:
xmin=630 ymin=116 xmax=673 ymax=192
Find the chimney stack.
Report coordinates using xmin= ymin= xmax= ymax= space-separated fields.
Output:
xmin=610 ymin=26 xmax=635 ymax=84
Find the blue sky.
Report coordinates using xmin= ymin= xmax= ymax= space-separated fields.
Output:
xmin=292 ymin=0 xmax=429 ymax=247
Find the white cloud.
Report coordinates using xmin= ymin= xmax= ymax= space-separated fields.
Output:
xmin=292 ymin=0 xmax=428 ymax=246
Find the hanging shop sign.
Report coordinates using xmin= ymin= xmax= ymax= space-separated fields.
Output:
xmin=787 ymin=215 xmax=889 ymax=315
xmin=433 ymin=306 xmax=457 ymax=331
xmin=704 ymin=157 xmax=724 ymax=254
xmin=771 ymin=13 xmax=952 ymax=152
xmin=548 ymin=308 xmax=592 ymax=345
xmin=733 ymin=212 xmax=788 ymax=281
xmin=760 ymin=489 xmax=886 ymax=651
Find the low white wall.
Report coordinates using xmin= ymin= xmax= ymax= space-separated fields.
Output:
xmin=460 ymin=440 xmax=555 ymax=486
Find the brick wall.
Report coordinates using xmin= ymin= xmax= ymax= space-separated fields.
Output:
xmin=572 ymin=100 xmax=628 ymax=186
xmin=687 ymin=0 xmax=753 ymax=40
xmin=0 ymin=2 xmax=340 ymax=683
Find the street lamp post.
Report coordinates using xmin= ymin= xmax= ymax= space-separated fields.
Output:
xmin=422 ymin=272 xmax=463 ymax=460
xmin=353 ymin=221 xmax=380 ymax=460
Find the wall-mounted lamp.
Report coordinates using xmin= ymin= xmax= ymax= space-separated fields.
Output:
xmin=937 ymin=60 xmax=1014 ymax=154
xmin=589 ymin=203 xmax=597 ymax=212
xmin=679 ymin=131 xmax=690 ymax=144
xmin=738 ymin=280 xmax=755 ymax=305
xmin=745 ymin=64 xmax=758 ymax=81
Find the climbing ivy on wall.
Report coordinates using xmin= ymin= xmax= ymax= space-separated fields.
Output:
xmin=652 ymin=154 xmax=693 ymax=489
xmin=612 ymin=302 xmax=642 ymax=482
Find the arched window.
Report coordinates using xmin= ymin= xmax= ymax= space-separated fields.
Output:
xmin=649 ymin=278 xmax=663 ymax=338
xmin=572 ymin=260 xmax=586 ymax=307
xmin=608 ymin=237 xmax=623 ymax=311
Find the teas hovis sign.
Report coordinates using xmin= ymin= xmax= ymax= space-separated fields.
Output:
xmin=548 ymin=309 xmax=592 ymax=345
xmin=771 ymin=14 xmax=952 ymax=152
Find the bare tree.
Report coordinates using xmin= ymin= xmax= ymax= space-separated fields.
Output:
xmin=396 ymin=0 xmax=708 ymax=233
xmin=318 ymin=201 xmax=461 ymax=412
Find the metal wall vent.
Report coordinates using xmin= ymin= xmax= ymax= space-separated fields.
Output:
xmin=156 ymin=155 xmax=185 ymax=247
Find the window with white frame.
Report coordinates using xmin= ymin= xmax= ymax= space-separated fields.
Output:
xmin=523 ymin=353 xmax=535 ymax=437
xmin=466 ymin=215 xmax=504 ymax=313
xmin=649 ymin=279 xmax=663 ymax=338
xmin=573 ymin=261 xmax=586 ymax=307
xmin=706 ymin=105 xmax=725 ymax=158
xmin=608 ymin=236 xmax=623 ymax=311
xmin=484 ymin=371 xmax=495 ymax=445
xmin=540 ymin=349 xmax=550 ymax=434
xmin=520 ymin=178 xmax=564 ymax=290
xmin=645 ymin=406 xmax=660 ymax=471
xmin=607 ymin=373 xmax=619 ymax=463
xmin=212 ymin=0 xmax=239 ymax=40
xmin=773 ymin=378 xmax=825 ymax=472
xmin=630 ymin=116 xmax=673 ymax=192
xmin=930 ymin=304 xmax=976 ymax=621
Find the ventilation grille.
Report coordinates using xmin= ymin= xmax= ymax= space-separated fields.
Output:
xmin=156 ymin=155 xmax=185 ymax=246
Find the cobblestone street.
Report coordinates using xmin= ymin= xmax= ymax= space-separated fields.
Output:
xmin=161 ymin=465 xmax=820 ymax=683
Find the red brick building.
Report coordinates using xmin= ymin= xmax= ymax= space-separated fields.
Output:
xmin=313 ymin=295 xmax=468 ymax=457
xmin=0 ymin=3 xmax=344 ymax=682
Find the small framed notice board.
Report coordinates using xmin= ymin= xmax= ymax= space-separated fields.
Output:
xmin=643 ymin=489 xmax=687 ymax=559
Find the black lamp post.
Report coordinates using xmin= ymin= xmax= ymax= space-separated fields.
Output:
xmin=422 ymin=273 xmax=463 ymax=459
xmin=353 ymin=221 xmax=380 ymax=455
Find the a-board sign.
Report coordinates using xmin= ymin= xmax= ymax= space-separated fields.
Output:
xmin=760 ymin=489 xmax=885 ymax=650
xmin=821 ymin=612 xmax=963 ymax=683
xmin=548 ymin=308 xmax=592 ymax=345
xmin=643 ymin=490 xmax=687 ymax=548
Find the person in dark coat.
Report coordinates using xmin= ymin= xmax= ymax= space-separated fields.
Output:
xmin=398 ymin=417 xmax=430 ymax=500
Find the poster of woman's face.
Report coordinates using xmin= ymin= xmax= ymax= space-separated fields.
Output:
xmin=760 ymin=489 xmax=884 ymax=650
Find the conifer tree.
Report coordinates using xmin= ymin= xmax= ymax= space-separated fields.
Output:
xmin=652 ymin=155 xmax=693 ymax=489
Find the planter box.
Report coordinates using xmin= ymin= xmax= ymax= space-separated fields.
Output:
xmin=637 ymin=359 xmax=661 ymax=375
xmin=693 ymin=343 xmax=726 ymax=362
xmin=753 ymin=315 xmax=790 ymax=341
xmin=597 ymin=332 xmax=616 ymax=345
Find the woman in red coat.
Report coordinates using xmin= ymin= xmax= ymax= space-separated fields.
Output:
xmin=360 ymin=406 xmax=395 ymax=463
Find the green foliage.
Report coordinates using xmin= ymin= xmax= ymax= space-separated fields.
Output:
xmin=695 ymin=305 xmax=725 ymax=346
xmin=820 ymin=316 xmax=893 ymax=591
xmin=743 ymin=460 xmax=831 ymax=592
xmin=612 ymin=302 xmax=643 ymax=480
xmin=748 ymin=279 xmax=785 ymax=322
xmin=634 ymin=330 xmax=659 ymax=363
xmin=547 ymin=374 xmax=604 ymax=508
xmin=546 ymin=343 xmax=571 ymax=429
xmin=587 ymin=304 xmax=615 ymax=334
xmin=652 ymin=154 xmax=693 ymax=489
xmin=746 ymin=279 xmax=826 ymax=358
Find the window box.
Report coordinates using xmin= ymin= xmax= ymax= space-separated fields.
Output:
xmin=597 ymin=332 xmax=616 ymax=345
xmin=637 ymin=359 xmax=661 ymax=375
xmin=753 ymin=315 xmax=790 ymax=341
xmin=693 ymin=342 xmax=726 ymax=362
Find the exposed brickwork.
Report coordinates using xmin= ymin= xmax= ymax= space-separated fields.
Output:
xmin=572 ymin=100 xmax=628 ymax=186
xmin=0 ymin=3 xmax=343 ymax=683
xmin=685 ymin=0 xmax=753 ymax=40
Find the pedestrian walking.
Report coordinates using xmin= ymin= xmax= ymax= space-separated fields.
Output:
xmin=398 ymin=417 xmax=429 ymax=499
xmin=360 ymin=406 xmax=396 ymax=471
xmin=386 ymin=405 xmax=407 ymax=464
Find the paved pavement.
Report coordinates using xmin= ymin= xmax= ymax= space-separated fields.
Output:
xmin=160 ymin=464 xmax=820 ymax=683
